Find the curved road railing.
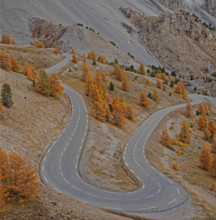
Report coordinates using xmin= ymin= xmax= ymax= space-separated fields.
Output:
xmin=40 ymin=55 xmax=216 ymax=216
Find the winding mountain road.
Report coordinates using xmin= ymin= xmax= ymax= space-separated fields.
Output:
xmin=41 ymin=55 xmax=216 ymax=216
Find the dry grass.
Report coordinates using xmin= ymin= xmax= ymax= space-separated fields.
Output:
xmin=60 ymin=57 xmax=186 ymax=192
xmin=0 ymin=47 xmax=131 ymax=220
xmin=145 ymin=101 xmax=216 ymax=220
xmin=0 ymin=43 xmax=64 ymax=69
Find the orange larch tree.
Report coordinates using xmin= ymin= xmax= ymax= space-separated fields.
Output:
xmin=212 ymin=138 xmax=216 ymax=153
xmin=105 ymin=93 xmax=111 ymax=104
xmin=1 ymin=35 xmax=7 ymax=43
xmin=112 ymin=102 xmax=126 ymax=128
xmin=103 ymin=102 xmax=111 ymax=122
xmin=11 ymin=57 xmax=20 ymax=73
xmin=37 ymin=42 xmax=45 ymax=48
xmin=160 ymin=129 xmax=173 ymax=147
xmin=0 ymin=52 xmax=11 ymax=71
xmin=122 ymin=73 xmax=129 ymax=92
xmin=138 ymin=63 xmax=146 ymax=75
xmin=153 ymin=87 xmax=160 ymax=102
xmin=82 ymin=63 xmax=90 ymax=82
xmin=53 ymin=45 xmax=59 ymax=54
xmin=92 ymin=101 xmax=106 ymax=120
xmin=197 ymin=115 xmax=207 ymax=131
xmin=11 ymin=39 xmax=16 ymax=45
xmin=126 ymin=104 xmax=135 ymax=121
xmin=156 ymin=79 xmax=163 ymax=89
xmin=22 ymin=62 xmax=37 ymax=81
xmin=72 ymin=53 xmax=78 ymax=63
xmin=139 ymin=92 xmax=150 ymax=107
xmin=0 ymin=147 xmax=40 ymax=206
xmin=91 ymin=50 xmax=97 ymax=62
xmin=198 ymin=103 xmax=207 ymax=116
xmin=5 ymin=36 xmax=11 ymax=44
xmin=0 ymin=169 xmax=6 ymax=213
xmin=92 ymin=89 xmax=103 ymax=103
xmin=87 ymin=52 xmax=92 ymax=60
xmin=161 ymin=73 xmax=167 ymax=81
xmin=185 ymin=102 xmax=194 ymax=119
xmin=211 ymin=157 xmax=216 ymax=177
xmin=208 ymin=120 xmax=216 ymax=136
xmin=175 ymin=81 xmax=182 ymax=95
xmin=83 ymin=53 xmax=87 ymax=63
xmin=33 ymin=70 xmax=52 ymax=97
xmin=84 ymin=72 xmax=93 ymax=96
xmin=145 ymin=79 xmax=152 ymax=86
xmin=120 ymin=98 xmax=127 ymax=117
xmin=203 ymin=129 xmax=212 ymax=141
xmin=179 ymin=121 xmax=190 ymax=144
xmin=7 ymin=152 xmax=40 ymax=202
xmin=114 ymin=65 xmax=124 ymax=81
xmin=199 ymin=144 xmax=212 ymax=171
xmin=99 ymin=55 xmax=106 ymax=64
xmin=49 ymin=73 xmax=64 ymax=99
xmin=0 ymin=101 xmax=3 ymax=114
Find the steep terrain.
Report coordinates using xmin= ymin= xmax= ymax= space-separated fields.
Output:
xmin=0 ymin=0 xmax=168 ymax=66
xmin=120 ymin=8 xmax=216 ymax=97
xmin=29 ymin=18 xmax=138 ymax=66
xmin=156 ymin=0 xmax=216 ymax=23
xmin=0 ymin=45 xmax=131 ymax=220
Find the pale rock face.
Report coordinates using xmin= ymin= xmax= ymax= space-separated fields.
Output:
xmin=207 ymin=61 xmax=215 ymax=75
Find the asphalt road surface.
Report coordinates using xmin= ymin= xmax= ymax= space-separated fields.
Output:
xmin=41 ymin=56 xmax=216 ymax=216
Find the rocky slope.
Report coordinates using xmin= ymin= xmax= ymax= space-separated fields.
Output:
xmin=156 ymin=0 xmax=216 ymax=22
xmin=29 ymin=18 xmax=138 ymax=66
xmin=120 ymin=8 xmax=216 ymax=96
xmin=0 ymin=0 xmax=168 ymax=66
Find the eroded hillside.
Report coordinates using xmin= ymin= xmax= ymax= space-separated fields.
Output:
xmin=120 ymin=8 xmax=216 ymax=96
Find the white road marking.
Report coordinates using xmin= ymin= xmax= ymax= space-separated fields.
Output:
xmin=145 ymin=172 xmax=150 ymax=176
xmin=168 ymin=198 xmax=177 ymax=204
xmin=64 ymin=179 xmax=70 ymax=185
xmin=156 ymin=183 xmax=161 ymax=194
xmin=151 ymin=177 xmax=155 ymax=181
xmin=177 ymin=188 xmax=180 ymax=195
xmin=142 ymin=184 xmax=145 ymax=189
xmin=139 ymin=207 xmax=156 ymax=210
xmin=54 ymin=187 xmax=61 ymax=193
xmin=145 ymin=194 xmax=155 ymax=199
xmin=168 ymin=179 xmax=173 ymax=184
xmin=44 ymin=156 xmax=47 ymax=161
xmin=44 ymin=176 xmax=48 ymax=182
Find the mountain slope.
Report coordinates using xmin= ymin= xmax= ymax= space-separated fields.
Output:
xmin=0 ymin=0 xmax=169 ymax=66
xmin=1 ymin=0 xmax=216 ymax=67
